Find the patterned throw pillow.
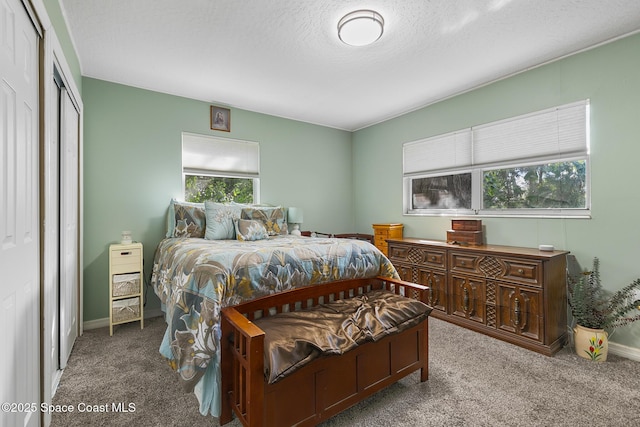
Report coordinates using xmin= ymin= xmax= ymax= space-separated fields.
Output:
xmin=166 ymin=199 xmax=206 ymax=238
xmin=241 ymin=207 xmax=288 ymax=236
xmin=204 ymin=201 xmax=243 ymax=240
xmin=234 ymin=219 xmax=269 ymax=241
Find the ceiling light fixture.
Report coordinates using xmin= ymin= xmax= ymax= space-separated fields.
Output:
xmin=338 ymin=10 xmax=384 ymax=47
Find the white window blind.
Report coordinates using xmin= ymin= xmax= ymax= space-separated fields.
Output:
xmin=403 ymin=100 xmax=588 ymax=175
xmin=472 ymin=100 xmax=588 ymax=165
xmin=403 ymin=130 xmax=472 ymax=174
xmin=182 ymin=132 xmax=260 ymax=177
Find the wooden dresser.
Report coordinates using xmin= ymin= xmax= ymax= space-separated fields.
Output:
xmin=387 ymin=238 xmax=569 ymax=355
xmin=372 ymin=223 xmax=403 ymax=256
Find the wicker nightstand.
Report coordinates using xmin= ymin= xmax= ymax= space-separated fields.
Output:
xmin=108 ymin=242 xmax=144 ymax=335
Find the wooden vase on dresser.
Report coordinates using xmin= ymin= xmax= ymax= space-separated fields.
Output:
xmin=387 ymin=238 xmax=569 ymax=356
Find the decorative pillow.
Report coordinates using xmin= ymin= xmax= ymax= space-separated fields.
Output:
xmin=204 ymin=201 xmax=243 ymax=240
xmin=234 ymin=219 xmax=269 ymax=241
xmin=166 ymin=199 xmax=206 ymax=238
xmin=241 ymin=206 xmax=288 ymax=236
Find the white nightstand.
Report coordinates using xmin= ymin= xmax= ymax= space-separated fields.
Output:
xmin=109 ymin=242 xmax=144 ymax=335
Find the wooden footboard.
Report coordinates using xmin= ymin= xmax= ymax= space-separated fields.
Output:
xmin=220 ymin=276 xmax=430 ymax=427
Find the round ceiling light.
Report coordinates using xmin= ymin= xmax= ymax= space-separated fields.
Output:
xmin=338 ymin=10 xmax=384 ymax=47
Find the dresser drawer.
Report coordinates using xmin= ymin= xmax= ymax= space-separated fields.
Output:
xmin=450 ymin=252 xmax=483 ymax=275
xmin=374 ymin=228 xmax=390 ymax=238
xmin=111 ymin=247 xmax=141 ymax=261
xmin=422 ymin=249 xmax=446 ymax=268
xmin=373 ymin=224 xmax=403 ymax=238
xmin=388 ymin=244 xmax=411 ymax=263
xmin=110 ymin=247 xmax=142 ymax=274
xmin=389 ymin=244 xmax=446 ymax=269
xmin=450 ymin=252 xmax=541 ymax=287
xmin=500 ymin=258 xmax=541 ymax=287
xmin=374 ymin=235 xmax=388 ymax=246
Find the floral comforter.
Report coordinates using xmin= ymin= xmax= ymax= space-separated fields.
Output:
xmin=150 ymin=235 xmax=399 ymax=417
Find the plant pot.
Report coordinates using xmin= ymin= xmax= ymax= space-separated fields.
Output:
xmin=574 ymin=324 xmax=608 ymax=361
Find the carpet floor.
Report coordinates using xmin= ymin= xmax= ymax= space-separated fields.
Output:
xmin=51 ymin=316 xmax=640 ymax=427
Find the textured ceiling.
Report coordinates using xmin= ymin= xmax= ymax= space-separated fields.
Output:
xmin=60 ymin=0 xmax=640 ymax=131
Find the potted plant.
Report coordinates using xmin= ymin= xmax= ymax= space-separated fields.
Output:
xmin=568 ymin=257 xmax=640 ymax=361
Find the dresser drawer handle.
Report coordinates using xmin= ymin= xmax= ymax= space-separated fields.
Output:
xmin=430 ymin=256 xmax=437 ymax=261
xmin=120 ymin=251 xmax=132 ymax=256
xmin=461 ymin=260 xmax=466 ymax=266
xmin=517 ymin=268 xmax=524 ymax=274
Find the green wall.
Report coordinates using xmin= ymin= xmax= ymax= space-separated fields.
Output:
xmin=44 ymin=0 xmax=82 ymax=91
xmin=352 ymin=33 xmax=640 ymax=348
xmin=82 ymin=78 xmax=353 ymax=321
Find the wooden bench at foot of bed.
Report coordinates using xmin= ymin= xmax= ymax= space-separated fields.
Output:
xmin=219 ymin=276 xmax=431 ymax=427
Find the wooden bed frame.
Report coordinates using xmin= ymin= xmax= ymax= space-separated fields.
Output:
xmin=300 ymin=230 xmax=375 ymax=244
xmin=219 ymin=276 xmax=430 ymax=427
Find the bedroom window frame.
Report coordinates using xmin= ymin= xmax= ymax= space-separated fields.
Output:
xmin=181 ymin=132 xmax=260 ymax=203
xmin=403 ymin=100 xmax=591 ymax=218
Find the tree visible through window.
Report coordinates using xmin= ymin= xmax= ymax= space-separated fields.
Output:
xmin=411 ymin=173 xmax=472 ymax=209
xmin=483 ymin=160 xmax=586 ymax=209
xmin=185 ymin=175 xmax=254 ymax=203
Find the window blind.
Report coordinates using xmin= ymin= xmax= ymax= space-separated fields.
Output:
xmin=472 ymin=100 xmax=588 ymax=165
xmin=403 ymin=100 xmax=588 ymax=175
xmin=403 ymin=130 xmax=472 ymax=174
xmin=182 ymin=132 xmax=260 ymax=177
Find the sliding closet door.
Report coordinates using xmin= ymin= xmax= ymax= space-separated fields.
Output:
xmin=0 ymin=0 xmax=40 ymax=425
xmin=48 ymin=77 xmax=61 ymax=384
xmin=59 ymin=88 xmax=79 ymax=368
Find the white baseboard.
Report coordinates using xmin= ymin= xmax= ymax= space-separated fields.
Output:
xmin=609 ymin=341 xmax=640 ymax=362
xmin=83 ymin=308 xmax=163 ymax=331
xmin=567 ymin=327 xmax=640 ymax=361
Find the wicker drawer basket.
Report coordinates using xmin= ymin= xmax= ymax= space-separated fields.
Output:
xmin=112 ymin=273 xmax=140 ymax=297
xmin=112 ymin=297 xmax=140 ymax=323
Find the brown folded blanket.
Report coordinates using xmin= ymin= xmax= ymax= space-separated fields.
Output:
xmin=252 ymin=290 xmax=432 ymax=384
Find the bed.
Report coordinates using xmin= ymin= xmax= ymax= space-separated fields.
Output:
xmin=150 ymin=200 xmax=400 ymax=418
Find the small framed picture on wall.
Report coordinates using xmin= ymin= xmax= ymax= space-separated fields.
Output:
xmin=210 ymin=106 xmax=231 ymax=132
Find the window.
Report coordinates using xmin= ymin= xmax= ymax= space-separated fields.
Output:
xmin=182 ymin=132 xmax=260 ymax=203
xmin=184 ymin=175 xmax=255 ymax=203
xmin=411 ymin=173 xmax=472 ymax=210
xmin=403 ymin=100 xmax=590 ymax=217
xmin=483 ymin=160 xmax=587 ymax=210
